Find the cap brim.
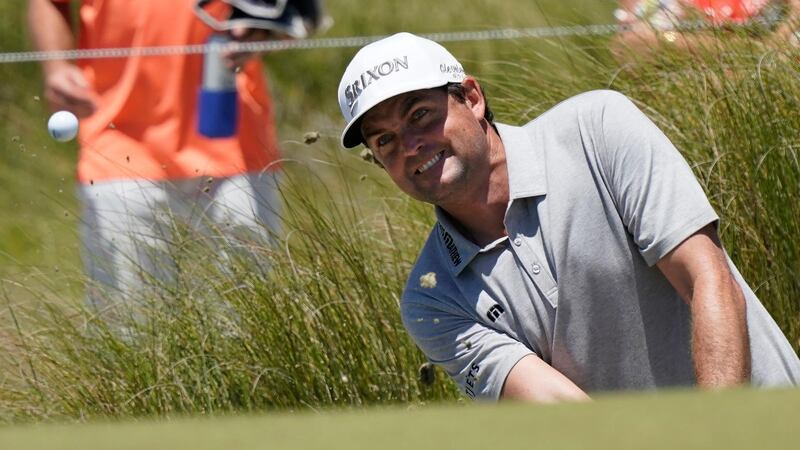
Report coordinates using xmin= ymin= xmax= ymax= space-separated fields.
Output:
xmin=341 ymin=115 xmax=365 ymax=148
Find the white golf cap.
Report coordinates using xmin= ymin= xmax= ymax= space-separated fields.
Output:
xmin=337 ymin=32 xmax=466 ymax=148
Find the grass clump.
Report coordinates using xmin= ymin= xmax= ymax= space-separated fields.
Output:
xmin=0 ymin=152 xmax=459 ymax=421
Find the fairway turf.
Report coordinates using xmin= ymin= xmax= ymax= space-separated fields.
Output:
xmin=1 ymin=388 xmax=798 ymax=450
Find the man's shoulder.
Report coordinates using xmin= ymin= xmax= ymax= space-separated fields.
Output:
xmin=403 ymin=224 xmax=449 ymax=291
xmin=521 ymin=89 xmax=633 ymax=128
xmin=399 ymin=221 xmax=471 ymax=337
xmin=400 ymin=222 xmax=460 ymax=306
xmin=547 ymin=89 xmax=631 ymax=113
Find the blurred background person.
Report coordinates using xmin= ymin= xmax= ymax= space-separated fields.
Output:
xmin=612 ymin=0 xmax=800 ymax=59
xmin=27 ymin=0 xmax=327 ymax=311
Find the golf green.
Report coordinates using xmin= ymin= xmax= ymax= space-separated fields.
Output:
xmin=1 ymin=388 xmax=797 ymax=449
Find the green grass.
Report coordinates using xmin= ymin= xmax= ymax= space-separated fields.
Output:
xmin=1 ymin=388 xmax=799 ymax=449
xmin=0 ymin=157 xmax=461 ymax=421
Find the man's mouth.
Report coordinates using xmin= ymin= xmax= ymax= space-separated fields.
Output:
xmin=415 ymin=151 xmax=444 ymax=175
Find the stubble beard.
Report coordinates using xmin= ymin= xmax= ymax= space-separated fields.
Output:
xmin=413 ymin=156 xmax=470 ymax=207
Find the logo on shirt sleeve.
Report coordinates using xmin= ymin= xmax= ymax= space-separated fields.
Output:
xmin=465 ymin=362 xmax=480 ymax=399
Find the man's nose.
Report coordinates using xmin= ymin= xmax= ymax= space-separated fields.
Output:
xmin=400 ymin=128 xmax=425 ymax=156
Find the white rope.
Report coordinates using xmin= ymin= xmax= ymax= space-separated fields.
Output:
xmin=0 ymin=23 xmax=629 ymax=64
xmin=0 ymin=19 xmax=774 ymax=64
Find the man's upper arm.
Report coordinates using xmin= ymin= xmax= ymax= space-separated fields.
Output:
xmin=401 ymin=296 xmax=533 ymax=400
xmin=655 ymin=223 xmax=729 ymax=303
xmin=28 ymin=0 xmax=74 ymax=43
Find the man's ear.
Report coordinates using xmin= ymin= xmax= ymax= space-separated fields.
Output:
xmin=462 ymin=76 xmax=486 ymax=121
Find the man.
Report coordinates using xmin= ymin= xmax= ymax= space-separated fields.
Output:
xmin=336 ymin=32 xmax=800 ymax=402
xmin=27 ymin=0 xmax=321 ymax=309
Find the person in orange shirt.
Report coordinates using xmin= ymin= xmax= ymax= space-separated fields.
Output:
xmin=612 ymin=0 xmax=800 ymax=58
xmin=27 ymin=0 xmax=324 ymax=310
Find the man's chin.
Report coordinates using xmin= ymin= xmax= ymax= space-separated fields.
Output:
xmin=408 ymin=186 xmax=454 ymax=206
xmin=406 ymin=191 xmax=438 ymax=204
xmin=407 ymin=175 xmax=465 ymax=204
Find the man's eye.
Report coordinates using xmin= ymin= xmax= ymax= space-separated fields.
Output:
xmin=377 ymin=134 xmax=393 ymax=147
xmin=412 ymin=108 xmax=429 ymax=121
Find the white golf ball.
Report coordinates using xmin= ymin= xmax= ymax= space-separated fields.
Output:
xmin=47 ymin=110 xmax=79 ymax=142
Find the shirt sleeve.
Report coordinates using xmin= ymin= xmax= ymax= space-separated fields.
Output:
xmin=401 ymin=294 xmax=533 ymax=401
xmin=592 ymin=90 xmax=719 ymax=266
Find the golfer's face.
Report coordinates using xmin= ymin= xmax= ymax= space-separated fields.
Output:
xmin=360 ymin=85 xmax=488 ymax=204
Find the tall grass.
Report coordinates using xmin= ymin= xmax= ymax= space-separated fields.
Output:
xmin=1 ymin=145 xmax=460 ymax=421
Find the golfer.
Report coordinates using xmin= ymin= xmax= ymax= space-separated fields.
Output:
xmin=337 ymin=32 xmax=800 ymax=402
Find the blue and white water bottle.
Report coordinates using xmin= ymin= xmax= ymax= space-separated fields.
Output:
xmin=198 ymin=33 xmax=238 ymax=138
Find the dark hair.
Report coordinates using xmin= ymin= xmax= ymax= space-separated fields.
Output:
xmin=446 ymin=82 xmax=497 ymax=131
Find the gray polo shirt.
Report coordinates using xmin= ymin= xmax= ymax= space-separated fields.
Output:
xmin=400 ymin=90 xmax=800 ymax=400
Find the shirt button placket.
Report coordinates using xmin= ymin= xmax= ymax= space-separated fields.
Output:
xmin=513 ymin=236 xmax=541 ymax=276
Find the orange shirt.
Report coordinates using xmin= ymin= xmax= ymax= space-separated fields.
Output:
xmin=55 ymin=0 xmax=280 ymax=184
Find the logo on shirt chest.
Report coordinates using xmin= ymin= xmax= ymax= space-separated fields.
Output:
xmin=486 ymin=304 xmax=505 ymax=323
xmin=438 ymin=224 xmax=462 ymax=266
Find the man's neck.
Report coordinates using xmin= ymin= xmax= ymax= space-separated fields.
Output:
xmin=440 ymin=129 xmax=509 ymax=246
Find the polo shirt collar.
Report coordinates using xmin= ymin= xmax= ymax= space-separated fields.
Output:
xmin=432 ymin=122 xmax=547 ymax=276
xmin=496 ymin=122 xmax=548 ymax=200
